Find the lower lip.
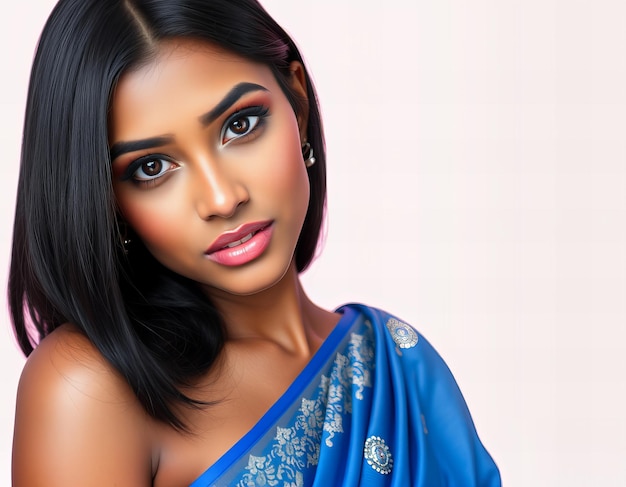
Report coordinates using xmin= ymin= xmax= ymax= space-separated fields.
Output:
xmin=205 ymin=224 xmax=274 ymax=266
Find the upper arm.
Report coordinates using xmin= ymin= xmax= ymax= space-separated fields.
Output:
xmin=12 ymin=327 xmax=154 ymax=487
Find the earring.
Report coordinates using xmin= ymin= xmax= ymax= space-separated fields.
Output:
xmin=302 ymin=141 xmax=316 ymax=168
xmin=119 ymin=222 xmax=132 ymax=255
xmin=123 ymin=237 xmax=132 ymax=254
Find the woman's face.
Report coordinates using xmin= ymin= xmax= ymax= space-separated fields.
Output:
xmin=109 ymin=40 xmax=310 ymax=296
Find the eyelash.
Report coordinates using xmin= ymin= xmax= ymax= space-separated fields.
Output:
xmin=221 ymin=105 xmax=270 ymax=145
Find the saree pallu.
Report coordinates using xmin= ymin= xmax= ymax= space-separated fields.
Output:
xmin=191 ymin=304 xmax=501 ymax=487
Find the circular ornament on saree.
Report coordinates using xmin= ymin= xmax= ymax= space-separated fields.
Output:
xmin=364 ymin=436 xmax=393 ymax=474
xmin=385 ymin=318 xmax=418 ymax=349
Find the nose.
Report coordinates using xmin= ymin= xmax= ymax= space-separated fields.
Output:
xmin=192 ymin=157 xmax=249 ymax=220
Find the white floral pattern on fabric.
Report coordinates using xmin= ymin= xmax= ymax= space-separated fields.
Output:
xmin=323 ymin=326 xmax=375 ymax=446
xmin=235 ymin=321 xmax=375 ymax=487
xmin=241 ymin=455 xmax=278 ymax=486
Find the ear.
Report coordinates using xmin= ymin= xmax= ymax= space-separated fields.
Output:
xmin=288 ymin=61 xmax=309 ymax=142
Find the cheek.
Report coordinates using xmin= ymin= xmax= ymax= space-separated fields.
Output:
xmin=117 ymin=191 xmax=186 ymax=253
xmin=261 ymin=145 xmax=310 ymax=222
xmin=257 ymin=115 xmax=310 ymax=211
xmin=275 ymin=146 xmax=308 ymax=191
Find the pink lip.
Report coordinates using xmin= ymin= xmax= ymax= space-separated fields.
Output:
xmin=205 ymin=220 xmax=274 ymax=266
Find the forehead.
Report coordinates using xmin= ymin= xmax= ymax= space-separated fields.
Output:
xmin=109 ymin=39 xmax=277 ymax=140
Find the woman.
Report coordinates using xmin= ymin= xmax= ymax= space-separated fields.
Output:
xmin=10 ymin=0 xmax=500 ymax=485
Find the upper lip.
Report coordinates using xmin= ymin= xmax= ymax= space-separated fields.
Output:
xmin=205 ymin=220 xmax=273 ymax=254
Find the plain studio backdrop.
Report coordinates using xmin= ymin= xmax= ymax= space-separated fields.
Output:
xmin=2 ymin=1 xmax=625 ymax=486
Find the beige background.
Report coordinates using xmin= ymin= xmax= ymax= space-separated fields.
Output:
xmin=2 ymin=1 xmax=626 ymax=485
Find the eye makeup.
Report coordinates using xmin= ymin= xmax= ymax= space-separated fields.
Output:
xmin=119 ymin=153 xmax=179 ymax=184
xmin=221 ymin=105 xmax=270 ymax=145
xmin=111 ymin=86 xmax=272 ymax=188
xmin=110 ymin=136 xmax=174 ymax=161
xmin=198 ymin=82 xmax=269 ymax=126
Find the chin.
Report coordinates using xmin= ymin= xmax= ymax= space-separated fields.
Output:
xmin=200 ymin=254 xmax=296 ymax=299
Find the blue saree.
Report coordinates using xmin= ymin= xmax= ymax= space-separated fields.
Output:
xmin=190 ymin=304 xmax=501 ymax=487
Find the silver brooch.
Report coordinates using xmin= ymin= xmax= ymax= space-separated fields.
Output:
xmin=363 ymin=435 xmax=393 ymax=474
xmin=385 ymin=318 xmax=418 ymax=349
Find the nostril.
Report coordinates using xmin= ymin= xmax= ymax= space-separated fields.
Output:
xmin=195 ymin=183 xmax=249 ymax=221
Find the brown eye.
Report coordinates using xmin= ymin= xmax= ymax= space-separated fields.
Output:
xmin=222 ymin=106 xmax=269 ymax=145
xmin=142 ymin=160 xmax=162 ymax=177
xmin=129 ymin=157 xmax=179 ymax=182
xmin=229 ymin=118 xmax=250 ymax=135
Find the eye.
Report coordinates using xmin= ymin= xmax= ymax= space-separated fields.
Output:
xmin=224 ymin=117 xmax=259 ymax=140
xmin=134 ymin=158 xmax=176 ymax=181
xmin=120 ymin=154 xmax=179 ymax=184
xmin=222 ymin=106 xmax=269 ymax=145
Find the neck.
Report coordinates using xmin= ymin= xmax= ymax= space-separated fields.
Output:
xmin=204 ymin=262 xmax=338 ymax=358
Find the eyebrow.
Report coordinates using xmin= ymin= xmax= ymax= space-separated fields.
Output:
xmin=110 ymin=135 xmax=174 ymax=160
xmin=109 ymin=82 xmax=268 ymax=161
xmin=199 ymin=82 xmax=269 ymax=126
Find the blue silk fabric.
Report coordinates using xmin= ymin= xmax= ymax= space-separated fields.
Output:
xmin=191 ymin=304 xmax=501 ymax=487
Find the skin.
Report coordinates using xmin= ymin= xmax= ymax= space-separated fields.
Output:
xmin=12 ymin=39 xmax=340 ymax=487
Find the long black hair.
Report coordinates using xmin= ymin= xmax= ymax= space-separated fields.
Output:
xmin=9 ymin=0 xmax=326 ymax=429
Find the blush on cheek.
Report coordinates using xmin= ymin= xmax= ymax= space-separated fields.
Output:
xmin=121 ymin=201 xmax=182 ymax=252
xmin=262 ymin=127 xmax=308 ymax=187
xmin=132 ymin=218 xmax=172 ymax=244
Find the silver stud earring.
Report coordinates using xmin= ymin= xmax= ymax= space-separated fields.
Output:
xmin=302 ymin=141 xmax=316 ymax=168
xmin=123 ymin=237 xmax=132 ymax=254
xmin=119 ymin=222 xmax=132 ymax=255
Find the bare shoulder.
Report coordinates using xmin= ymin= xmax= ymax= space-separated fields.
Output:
xmin=13 ymin=325 xmax=154 ymax=487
